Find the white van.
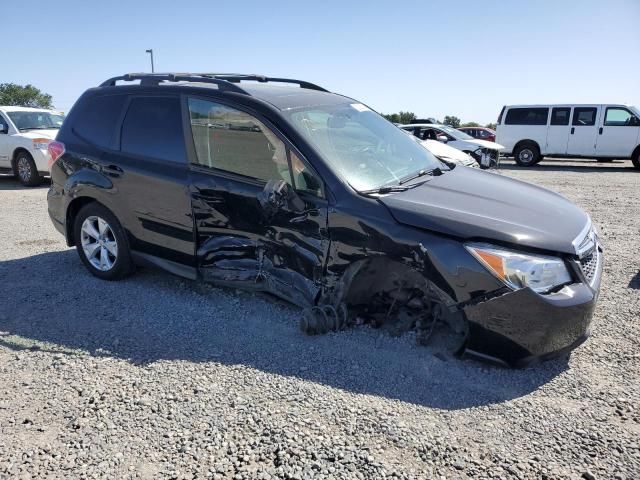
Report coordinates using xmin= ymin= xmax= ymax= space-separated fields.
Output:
xmin=496 ymin=104 xmax=640 ymax=169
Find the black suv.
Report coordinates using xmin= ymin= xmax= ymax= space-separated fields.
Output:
xmin=47 ymin=73 xmax=603 ymax=367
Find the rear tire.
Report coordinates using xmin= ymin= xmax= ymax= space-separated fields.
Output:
xmin=513 ymin=142 xmax=540 ymax=166
xmin=14 ymin=151 xmax=42 ymax=186
xmin=73 ymin=203 xmax=134 ymax=280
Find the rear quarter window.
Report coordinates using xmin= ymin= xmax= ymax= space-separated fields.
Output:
xmin=505 ymin=108 xmax=549 ymax=125
xmin=71 ymin=94 xmax=127 ymax=149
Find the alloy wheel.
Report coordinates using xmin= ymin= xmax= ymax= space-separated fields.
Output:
xmin=80 ymin=216 xmax=118 ymax=271
xmin=17 ymin=157 xmax=32 ymax=182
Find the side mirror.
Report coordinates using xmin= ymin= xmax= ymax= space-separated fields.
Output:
xmin=437 ymin=135 xmax=448 ymax=143
xmin=257 ymin=179 xmax=305 ymax=218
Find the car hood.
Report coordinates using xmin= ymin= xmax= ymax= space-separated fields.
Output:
xmin=463 ymin=138 xmax=504 ymax=150
xmin=379 ymin=167 xmax=589 ymax=255
xmin=16 ymin=129 xmax=59 ymax=140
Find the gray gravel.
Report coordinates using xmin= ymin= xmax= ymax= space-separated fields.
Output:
xmin=1 ymin=158 xmax=639 ymax=480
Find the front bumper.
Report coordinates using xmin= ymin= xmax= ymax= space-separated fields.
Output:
xmin=461 ymin=248 xmax=603 ymax=368
xmin=32 ymin=148 xmax=51 ymax=174
xmin=470 ymin=148 xmax=501 ymax=169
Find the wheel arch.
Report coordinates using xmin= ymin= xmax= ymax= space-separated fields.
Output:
xmin=66 ymin=197 xmax=100 ymax=246
xmin=513 ymin=139 xmax=541 ymax=153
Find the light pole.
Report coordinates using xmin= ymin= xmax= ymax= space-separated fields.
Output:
xmin=145 ymin=49 xmax=155 ymax=73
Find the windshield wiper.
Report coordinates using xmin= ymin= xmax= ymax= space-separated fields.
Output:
xmin=398 ymin=167 xmax=443 ymax=185
xmin=359 ymin=180 xmax=428 ymax=195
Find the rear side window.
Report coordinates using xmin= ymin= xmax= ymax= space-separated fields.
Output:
xmin=120 ymin=97 xmax=186 ymax=163
xmin=505 ymin=108 xmax=549 ymax=125
xmin=73 ymin=94 xmax=127 ymax=149
xmin=572 ymin=107 xmax=597 ymax=126
xmin=550 ymin=107 xmax=571 ymax=126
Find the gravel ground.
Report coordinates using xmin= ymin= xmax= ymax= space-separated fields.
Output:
xmin=0 ymin=158 xmax=638 ymax=480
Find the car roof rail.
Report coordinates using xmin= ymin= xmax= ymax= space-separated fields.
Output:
xmin=98 ymin=73 xmax=248 ymax=94
xmin=99 ymin=73 xmax=329 ymax=93
xmin=199 ymin=74 xmax=329 ymax=92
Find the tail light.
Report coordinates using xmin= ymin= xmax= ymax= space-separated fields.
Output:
xmin=47 ymin=141 xmax=65 ymax=169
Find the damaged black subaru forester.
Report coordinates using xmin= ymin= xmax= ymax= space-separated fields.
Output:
xmin=47 ymin=73 xmax=602 ymax=367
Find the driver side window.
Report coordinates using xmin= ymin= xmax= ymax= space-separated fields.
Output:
xmin=0 ymin=114 xmax=9 ymax=133
xmin=188 ymin=98 xmax=287 ymax=181
xmin=187 ymin=98 xmax=323 ymax=197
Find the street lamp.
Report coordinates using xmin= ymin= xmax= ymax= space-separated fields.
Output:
xmin=145 ymin=49 xmax=155 ymax=73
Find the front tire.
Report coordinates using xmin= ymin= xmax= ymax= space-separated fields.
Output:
xmin=513 ymin=142 xmax=540 ymax=166
xmin=73 ymin=203 xmax=134 ymax=280
xmin=14 ymin=151 xmax=42 ymax=186
xmin=633 ymin=150 xmax=640 ymax=170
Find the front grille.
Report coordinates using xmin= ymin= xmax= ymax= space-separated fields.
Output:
xmin=579 ymin=250 xmax=599 ymax=284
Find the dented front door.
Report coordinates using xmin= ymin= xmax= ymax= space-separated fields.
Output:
xmin=189 ymin=169 xmax=328 ymax=306
xmin=184 ymin=95 xmax=329 ymax=305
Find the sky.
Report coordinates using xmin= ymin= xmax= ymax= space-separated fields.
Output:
xmin=2 ymin=0 xmax=639 ymax=124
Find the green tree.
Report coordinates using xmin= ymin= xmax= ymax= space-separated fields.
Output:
xmin=382 ymin=113 xmax=400 ymax=123
xmin=443 ymin=115 xmax=461 ymax=128
xmin=460 ymin=121 xmax=480 ymax=128
xmin=485 ymin=122 xmax=497 ymax=130
xmin=382 ymin=111 xmax=416 ymax=124
xmin=0 ymin=83 xmax=53 ymax=108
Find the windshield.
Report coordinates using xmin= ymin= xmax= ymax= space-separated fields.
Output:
xmin=437 ymin=125 xmax=474 ymax=140
xmin=285 ymin=103 xmax=444 ymax=191
xmin=7 ymin=111 xmax=65 ymax=131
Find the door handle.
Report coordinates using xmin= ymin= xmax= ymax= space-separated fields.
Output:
xmin=570 ymin=127 xmax=575 ymax=134
xmin=599 ymin=127 xmax=603 ymax=135
xmin=103 ymin=164 xmax=124 ymax=177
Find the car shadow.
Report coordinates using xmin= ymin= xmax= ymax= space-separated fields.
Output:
xmin=0 ymin=250 xmax=569 ymax=410
xmin=499 ymin=158 xmax=633 ymax=173
xmin=0 ymin=175 xmax=51 ymax=190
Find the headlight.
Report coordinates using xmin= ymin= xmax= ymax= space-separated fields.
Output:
xmin=32 ymin=138 xmax=51 ymax=150
xmin=466 ymin=243 xmax=571 ymax=293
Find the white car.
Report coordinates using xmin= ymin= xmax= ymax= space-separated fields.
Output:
xmin=0 ymin=106 xmax=65 ymax=186
xmin=400 ymin=123 xmax=504 ymax=168
xmin=496 ymin=104 xmax=640 ymax=168
xmin=406 ymin=133 xmax=478 ymax=168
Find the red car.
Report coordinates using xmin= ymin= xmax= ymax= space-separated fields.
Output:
xmin=458 ymin=127 xmax=496 ymax=143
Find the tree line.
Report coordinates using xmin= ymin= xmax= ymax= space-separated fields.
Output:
xmin=381 ymin=111 xmax=496 ymax=130
xmin=0 ymin=83 xmax=53 ymax=109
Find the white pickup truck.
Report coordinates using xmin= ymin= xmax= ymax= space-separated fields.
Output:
xmin=0 ymin=106 xmax=65 ymax=185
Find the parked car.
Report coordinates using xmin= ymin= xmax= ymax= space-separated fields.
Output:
xmin=404 ymin=131 xmax=479 ymax=168
xmin=496 ymin=104 xmax=640 ymax=168
xmin=47 ymin=73 xmax=602 ymax=367
xmin=410 ymin=118 xmax=438 ymax=124
xmin=458 ymin=126 xmax=496 ymax=143
xmin=400 ymin=123 xmax=503 ymax=168
xmin=0 ymin=106 xmax=65 ymax=185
